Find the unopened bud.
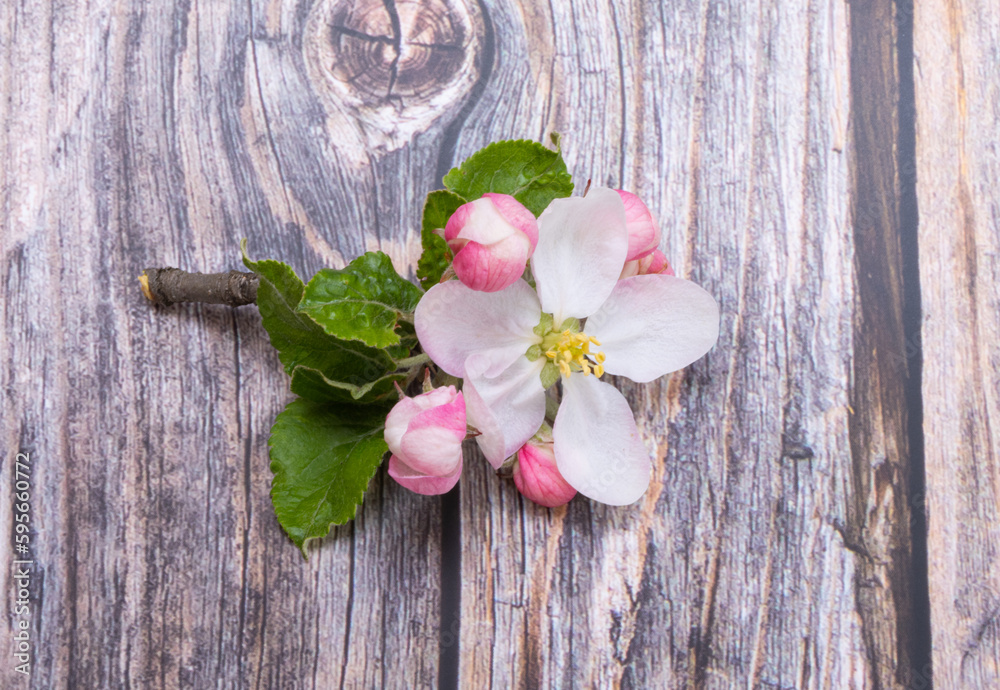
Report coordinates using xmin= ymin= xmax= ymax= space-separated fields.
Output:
xmin=513 ymin=436 xmax=576 ymax=508
xmin=616 ymin=190 xmax=660 ymax=262
xmin=385 ymin=385 xmax=466 ymax=495
xmin=445 ymin=194 xmax=538 ymax=292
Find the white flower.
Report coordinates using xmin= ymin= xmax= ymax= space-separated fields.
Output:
xmin=415 ymin=188 xmax=719 ymax=505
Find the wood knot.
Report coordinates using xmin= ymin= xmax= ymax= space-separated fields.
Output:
xmin=330 ymin=2 xmax=467 ymax=100
xmin=305 ymin=0 xmax=482 ymax=155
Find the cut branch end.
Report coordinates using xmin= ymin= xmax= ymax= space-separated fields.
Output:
xmin=139 ymin=268 xmax=259 ymax=307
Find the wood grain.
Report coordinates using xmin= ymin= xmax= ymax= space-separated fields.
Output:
xmin=0 ymin=0 xmax=940 ymax=687
xmin=916 ymin=0 xmax=1000 ymax=685
xmin=455 ymin=0 xmax=917 ymax=687
xmin=0 ymin=0 xmax=458 ymax=686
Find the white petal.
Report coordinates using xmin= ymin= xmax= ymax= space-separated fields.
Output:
xmin=531 ymin=188 xmax=629 ymax=323
xmin=415 ymin=280 xmax=541 ymax=378
xmin=586 ymin=275 xmax=720 ymax=383
xmin=464 ymin=357 xmax=546 ymax=468
xmin=553 ymin=375 xmax=650 ymax=505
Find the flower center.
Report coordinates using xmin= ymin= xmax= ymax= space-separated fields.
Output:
xmin=541 ymin=329 xmax=606 ymax=378
xmin=526 ymin=313 xmax=607 ymax=387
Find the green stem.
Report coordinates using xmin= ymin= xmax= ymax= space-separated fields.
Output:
xmin=395 ymin=353 xmax=431 ymax=370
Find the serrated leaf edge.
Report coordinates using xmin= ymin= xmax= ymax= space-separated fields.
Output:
xmin=268 ymin=416 xmax=388 ymax=559
xmin=443 ymin=138 xmax=570 ymax=198
xmin=298 ymin=253 xmax=423 ymax=349
xmin=242 ymin=244 xmax=395 ymax=373
xmin=417 ymin=190 xmax=464 ymax=288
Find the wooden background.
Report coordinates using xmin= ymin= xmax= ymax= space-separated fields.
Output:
xmin=1 ymin=0 xmax=997 ymax=687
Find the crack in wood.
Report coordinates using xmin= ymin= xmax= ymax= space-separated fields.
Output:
xmin=319 ymin=0 xmax=467 ymax=103
xmin=962 ymin=601 xmax=1000 ymax=669
xmin=846 ymin=0 xmax=924 ymax=686
xmin=381 ymin=0 xmax=401 ymax=98
xmin=329 ymin=24 xmax=394 ymax=45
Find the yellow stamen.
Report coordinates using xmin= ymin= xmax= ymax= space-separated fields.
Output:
xmin=542 ymin=329 xmax=606 ymax=379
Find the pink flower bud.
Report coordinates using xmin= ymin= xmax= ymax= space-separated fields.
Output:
xmin=388 ymin=455 xmax=463 ymax=496
xmin=445 ymin=193 xmax=538 ymax=292
xmin=513 ymin=437 xmax=577 ymax=508
xmin=385 ymin=386 xmax=466 ymax=495
xmin=619 ymin=249 xmax=675 ymax=279
xmin=616 ymin=190 xmax=661 ymax=261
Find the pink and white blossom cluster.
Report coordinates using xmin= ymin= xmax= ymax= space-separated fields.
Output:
xmin=385 ymin=188 xmax=719 ymax=506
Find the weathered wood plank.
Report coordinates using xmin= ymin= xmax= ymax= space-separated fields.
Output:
xmin=456 ymin=0 xmax=917 ymax=687
xmin=0 ymin=0 xmax=929 ymax=687
xmin=915 ymin=0 xmax=1000 ymax=685
xmin=0 ymin=0 xmax=488 ymax=686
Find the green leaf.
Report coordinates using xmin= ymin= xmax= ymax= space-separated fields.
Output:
xmin=298 ymin=252 xmax=423 ymax=349
xmin=269 ymin=399 xmax=389 ymax=555
xmin=442 ymin=139 xmax=574 ymax=216
xmin=416 ymin=190 xmax=465 ymax=289
xmin=290 ymin=365 xmax=404 ymax=406
xmin=242 ymin=245 xmax=395 ymax=383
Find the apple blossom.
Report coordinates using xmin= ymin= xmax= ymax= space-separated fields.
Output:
xmin=513 ymin=430 xmax=577 ymax=508
xmin=384 ymin=385 xmax=466 ymax=495
xmin=415 ymin=188 xmax=719 ymax=505
xmin=445 ymin=193 xmax=539 ymax=293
